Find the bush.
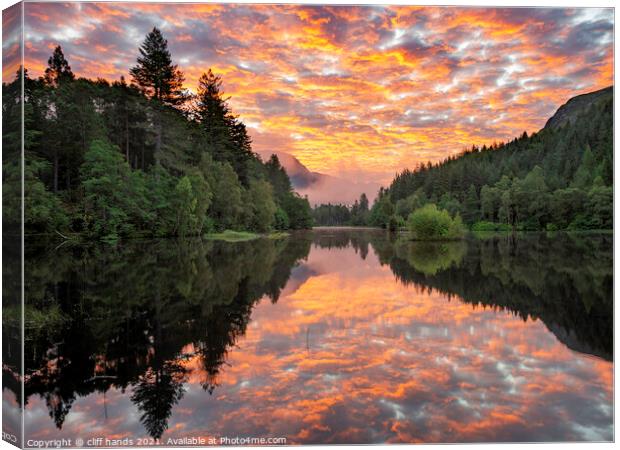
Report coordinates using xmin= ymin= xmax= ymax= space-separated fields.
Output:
xmin=395 ymin=240 xmax=466 ymax=275
xmin=407 ymin=204 xmax=465 ymax=240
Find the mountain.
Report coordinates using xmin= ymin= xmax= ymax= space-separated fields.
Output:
xmin=260 ymin=151 xmax=326 ymax=188
xmin=545 ymin=86 xmax=613 ymax=130
xmin=259 ymin=151 xmax=381 ymax=205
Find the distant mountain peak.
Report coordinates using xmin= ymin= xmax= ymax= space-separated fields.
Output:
xmin=258 ymin=150 xmax=381 ymax=205
xmin=544 ymin=85 xmax=613 ymax=130
xmin=259 ymin=151 xmax=325 ymax=189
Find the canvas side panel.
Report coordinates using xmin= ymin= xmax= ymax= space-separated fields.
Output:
xmin=2 ymin=1 xmax=24 ymax=448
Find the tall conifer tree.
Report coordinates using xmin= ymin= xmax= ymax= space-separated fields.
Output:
xmin=44 ymin=46 xmax=74 ymax=87
xmin=130 ymin=27 xmax=185 ymax=105
xmin=130 ymin=27 xmax=185 ymax=164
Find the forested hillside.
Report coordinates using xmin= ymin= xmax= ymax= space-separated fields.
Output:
xmin=2 ymin=27 xmax=312 ymax=240
xmin=316 ymin=87 xmax=612 ymax=231
xmin=375 ymin=86 xmax=613 ymax=231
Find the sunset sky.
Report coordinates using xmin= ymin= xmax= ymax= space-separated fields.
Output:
xmin=5 ymin=3 xmax=615 ymax=187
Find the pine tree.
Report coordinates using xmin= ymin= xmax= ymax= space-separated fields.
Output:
xmin=265 ymin=154 xmax=292 ymax=200
xmin=44 ymin=46 xmax=74 ymax=87
xmin=228 ymin=118 xmax=254 ymax=184
xmin=129 ymin=27 xmax=185 ymax=106
xmin=359 ymin=193 xmax=369 ymax=212
xmin=194 ymin=70 xmax=232 ymax=160
xmin=130 ymin=27 xmax=186 ymax=164
xmin=193 ymin=69 xmax=256 ymax=185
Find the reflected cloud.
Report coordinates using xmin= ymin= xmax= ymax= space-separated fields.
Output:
xmin=9 ymin=231 xmax=613 ymax=443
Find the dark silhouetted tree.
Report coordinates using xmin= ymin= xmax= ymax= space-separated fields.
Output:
xmin=44 ymin=46 xmax=74 ymax=87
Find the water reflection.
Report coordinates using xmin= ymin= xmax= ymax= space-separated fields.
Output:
xmin=3 ymin=230 xmax=613 ymax=443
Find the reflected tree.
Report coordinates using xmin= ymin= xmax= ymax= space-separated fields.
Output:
xmin=13 ymin=234 xmax=311 ymax=438
xmin=131 ymin=363 xmax=187 ymax=440
xmin=371 ymin=232 xmax=613 ymax=360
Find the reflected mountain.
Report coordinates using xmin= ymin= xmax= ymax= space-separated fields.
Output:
xmin=2 ymin=229 xmax=612 ymax=440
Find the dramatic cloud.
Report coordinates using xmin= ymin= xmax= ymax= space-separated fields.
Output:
xmin=11 ymin=3 xmax=615 ymax=190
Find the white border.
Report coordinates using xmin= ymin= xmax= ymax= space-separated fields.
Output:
xmin=0 ymin=2 xmax=616 ymax=450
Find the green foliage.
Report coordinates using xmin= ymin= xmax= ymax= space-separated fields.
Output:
xmin=203 ymin=230 xmax=260 ymax=241
xmin=194 ymin=69 xmax=254 ymax=184
xmin=246 ymin=180 xmax=277 ymax=232
xmin=24 ymin=159 xmax=70 ymax=232
xmin=437 ymin=192 xmax=461 ymax=218
xmin=461 ymin=184 xmax=480 ymax=223
xmin=571 ymin=145 xmax=601 ymax=190
xmin=80 ymin=140 xmax=150 ymax=239
xmin=145 ymin=166 xmax=177 ymax=236
xmin=202 ymin=158 xmax=243 ymax=231
xmin=369 ymin=190 xmax=395 ymax=228
xmin=586 ymin=178 xmax=613 ymax=229
xmin=549 ymin=187 xmax=587 ymax=229
xmin=312 ymin=203 xmax=351 ymax=226
xmin=274 ymin=207 xmax=290 ymax=230
xmin=281 ymin=193 xmax=313 ymax=229
xmin=3 ymin=158 xmax=70 ymax=233
xmin=407 ymin=204 xmax=465 ymax=240
xmin=264 ymin=154 xmax=313 ymax=229
xmin=312 ymin=192 xmax=374 ymax=227
xmin=395 ymin=191 xmax=425 ymax=219
xmin=265 ymin=154 xmax=292 ymax=199
xmin=174 ymin=172 xmax=212 ymax=237
xmin=480 ymin=185 xmax=501 ymax=222
xmin=350 ymin=193 xmax=370 ymax=225
xmin=387 ymin=215 xmax=400 ymax=232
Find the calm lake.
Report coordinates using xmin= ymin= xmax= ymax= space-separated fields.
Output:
xmin=3 ymin=229 xmax=613 ymax=444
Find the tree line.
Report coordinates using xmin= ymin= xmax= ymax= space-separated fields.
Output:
xmin=382 ymin=233 xmax=612 ymax=360
xmin=312 ymin=193 xmax=370 ymax=226
xmin=313 ymin=89 xmax=612 ymax=232
xmin=2 ymin=27 xmax=313 ymax=240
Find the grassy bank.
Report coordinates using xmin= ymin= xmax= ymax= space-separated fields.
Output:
xmin=204 ymin=230 xmax=289 ymax=242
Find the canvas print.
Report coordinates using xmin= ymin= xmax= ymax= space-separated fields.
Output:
xmin=1 ymin=1 xmax=614 ymax=447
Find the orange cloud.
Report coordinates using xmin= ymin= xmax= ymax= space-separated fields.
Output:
xmin=14 ymin=3 xmax=615 ymax=192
